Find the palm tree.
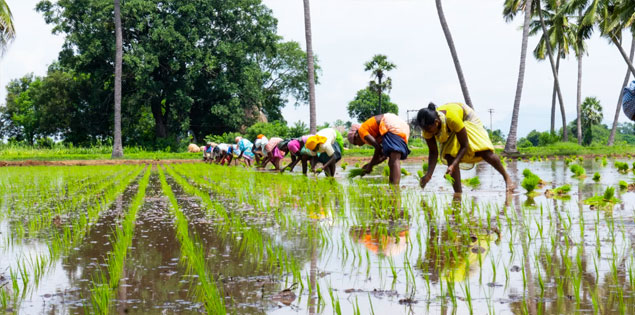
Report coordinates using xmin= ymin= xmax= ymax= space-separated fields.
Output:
xmin=112 ymin=0 xmax=123 ymax=158
xmin=536 ymin=0 xmax=568 ymax=141
xmin=435 ymin=0 xmax=474 ymax=108
xmin=581 ymin=96 xmax=603 ymax=145
xmin=580 ymin=0 xmax=635 ymax=77
xmin=504 ymin=0 xmax=536 ymax=153
xmin=0 ymin=0 xmax=16 ymax=56
xmin=303 ymin=0 xmax=317 ymax=134
xmin=364 ymin=54 xmax=396 ymax=115
xmin=608 ymin=33 xmax=635 ymax=145
xmin=529 ymin=1 xmax=577 ymax=138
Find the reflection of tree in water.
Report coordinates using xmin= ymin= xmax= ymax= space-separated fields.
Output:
xmin=417 ymin=200 xmax=499 ymax=284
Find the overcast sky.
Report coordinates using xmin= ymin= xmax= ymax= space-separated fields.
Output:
xmin=1 ymin=0 xmax=632 ymax=138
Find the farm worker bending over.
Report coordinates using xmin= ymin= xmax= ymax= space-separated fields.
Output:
xmin=203 ymin=142 xmax=216 ymax=161
xmin=260 ymin=137 xmax=286 ymax=170
xmin=416 ymin=102 xmax=512 ymax=193
xmin=215 ymin=143 xmax=231 ymax=165
xmin=235 ymin=137 xmax=254 ymax=167
xmin=253 ymin=134 xmax=268 ymax=165
xmin=348 ymin=113 xmax=411 ymax=185
xmin=281 ymin=135 xmax=315 ymax=175
xmin=305 ymin=128 xmax=344 ymax=177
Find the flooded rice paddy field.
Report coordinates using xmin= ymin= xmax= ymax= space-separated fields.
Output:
xmin=1 ymin=157 xmax=634 ymax=314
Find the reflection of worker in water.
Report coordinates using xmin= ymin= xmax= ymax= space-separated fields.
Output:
xmin=418 ymin=222 xmax=498 ymax=283
xmin=350 ymin=224 xmax=409 ymax=257
xmin=349 ymin=187 xmax=410 ymax=257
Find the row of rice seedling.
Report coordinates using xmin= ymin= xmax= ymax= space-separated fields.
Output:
xmin=158 ymin=166 xmax=226 ymax=314
xmin=0 ymin=165 xmax=146 ymax=311
xmin=89 ymin=168 xmax=151 ymax=314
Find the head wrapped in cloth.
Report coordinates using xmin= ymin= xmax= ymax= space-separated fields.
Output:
xmin=347 ymin=124 xmax=361 ymax=144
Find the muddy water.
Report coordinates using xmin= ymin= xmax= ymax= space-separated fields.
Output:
xmin=0 ymin=159 xmax=634 ymax=314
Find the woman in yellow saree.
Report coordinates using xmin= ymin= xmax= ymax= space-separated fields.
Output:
xmin=416 ymin=102 xmax=513 ymax=193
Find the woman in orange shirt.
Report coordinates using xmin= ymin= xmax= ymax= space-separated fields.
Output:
xmin=348 ymin=113 xmax=411 ymax=185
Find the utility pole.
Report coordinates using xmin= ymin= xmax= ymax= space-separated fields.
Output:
xmin=487 ymin=108 xmax=494 ymax=131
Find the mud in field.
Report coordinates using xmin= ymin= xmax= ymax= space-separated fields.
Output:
xmin=1 ymin=158 xmax=634 ymax=314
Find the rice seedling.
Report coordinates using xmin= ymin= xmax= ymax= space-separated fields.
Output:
xmin=462 ymin=176 xmax=481 ymax=188
xmin=521 ymin=169 xmax=541 ymax=195
xmin=592 ymin=172 xmax=601 ymax=181
xmin=340 ymin=162 xmax=348 ymax=170
xmin=602 ymin=156 xmax=608 ymax=166
xmin=584 ymin=186 xmax=621 ymax=209
xmin=619 ymin=180 xmax=628 ymax=190
xmin=400 ymin=168 xmax=410 ymax=176
xmin=569 ymin=164 xmax=586 ymax=178
xmin=444 ymin=174 xmax=455 ymax=185
xmin=615 ymin=161 xmax=630 ymax=173
xmin=347 ymin=168 xmax=366 ymax=179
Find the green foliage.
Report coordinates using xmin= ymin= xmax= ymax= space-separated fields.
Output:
xmin=347 ymin=88 xmax=399 ymax=122
xmin=580 ymin=97 xmax=603 ymax=146
xmin=204 ymin=132 xmax=243 ymax=145
xmin=288 ymin=121 xmax=309 ymax=138
xmin=518 ymin=138 xmax=533 ymax=148
xmin=592 ymin=172 xmax=601 ymax=181
xmin=619 ymin=180 xmax=628 ymax=190
xmin=569 ymin=164 xmax=586 ymax=178
xmin=364 ymin=54 xmax=396 ymax=116
xmin=486 ymin=129 xmax=506 ymax=144
xmin=400 ymin=168 xmax=410 ymax=176
xmin=520 ymin=130 xmax=560 ymax=147
xmin=28 ymin=0 xmax=317 ymax=148
xmin=244 ymin=121 xmax=289 ymax=141
xmin=422 ymin=162 xmax=429 ymax=173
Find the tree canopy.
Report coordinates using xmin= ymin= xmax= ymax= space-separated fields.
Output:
xmin=1 ymin=0 xmax=318 ymax=148
xmin=347 ymin=88 xmax=399 ymax=122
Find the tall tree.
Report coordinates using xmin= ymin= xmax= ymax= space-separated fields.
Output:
xmin=580 ymin=96 xmax=603 ymax=145
xmin=575 ymin=7 xmax=584 ymax=146
xmin=608 ymin=34 xmax=635 ymax=145
xmin=364 ymin=54 xmax=396 ymax=115
xmin=504 ymin=0 xmax=536 ymax=153
xmin=0 ymin=0 xmax=15 ymax=56
xmin=347 ymin=87 xmax=399 ymax=122
xmin=303 ymin=0 xmax=317 ymax=134
xmin=435 ymin=0 xmax=474 ymax=108
xmin=580 ymin=0 xmax=635 ymax=77
xmin=112 ymin=0 xmax=123 ymax=158
xmin=537 ymin=0 xmax=568 ymax=141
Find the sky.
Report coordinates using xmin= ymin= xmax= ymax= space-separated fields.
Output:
xmin=0 ymin=0 xmax=632 ymax=138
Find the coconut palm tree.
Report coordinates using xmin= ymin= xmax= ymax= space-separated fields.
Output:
xmin=504 ymin=0 xmax=536 ymax=153
xmin=435 ymin=0 xmax=473 ymax=108
xmin=112 ymin=0 xmax=123 ymax=158
xmin=530 ymin=1 xmax=578 ymax=139
xmin=608 ymin=34 xmax=635 ymax=145
xmin=580 ymin=0 xmax=635 ymax=77
xmin=536 ymin=0 xmax=569 ymax=141
xmin=0 ymin=0 xmax=16 ymax=56
xmin=364 ymin=54 xmax=396 ymax=115
xmin=303 ymin=0 xmax=317 ymax=134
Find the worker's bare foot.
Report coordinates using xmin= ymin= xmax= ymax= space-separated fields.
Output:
xmin=505 ymin=180 xmax=516 ymax=193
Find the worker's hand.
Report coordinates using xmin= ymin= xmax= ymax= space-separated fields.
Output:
xmin=446 ymin=164 xmax=455 ymax=176
xmin=419 ymin=174 xmax=432 ymax=189
xmin=361 ymin=163 xmax=373 ymax=174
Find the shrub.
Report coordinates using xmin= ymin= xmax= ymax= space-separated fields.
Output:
xmin=244 ymin=121 xmax=289 ymax=140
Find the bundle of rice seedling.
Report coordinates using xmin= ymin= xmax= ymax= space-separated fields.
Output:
xmin=347 ymin=168 xmax=366 ymax=179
